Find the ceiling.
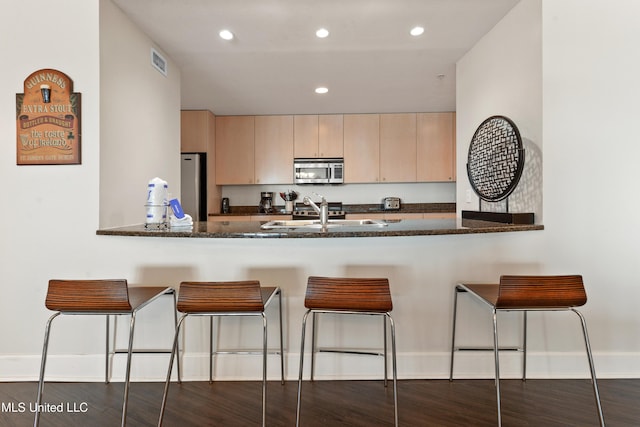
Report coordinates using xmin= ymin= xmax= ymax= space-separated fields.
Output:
xmin=112 ymin=0 xmax=520 ymax=116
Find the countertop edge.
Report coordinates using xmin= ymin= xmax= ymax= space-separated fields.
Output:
xmin=96 ymin=220 xmax=544 ymax=239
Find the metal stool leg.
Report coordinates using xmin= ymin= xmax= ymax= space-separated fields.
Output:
xmin=387 ymin=313 xmax=399 ymax=427
xmin=383 ymin=315 xmax=388 ymax=387
xmin=261 ymin=313 xmax=268 ymax=427
xmin=296 ymin=309 xmax=311 ymax=427
xmin=310 ymin=312 xmax=317 ymax=381
xmin=106 ymin=315 xmax=110 ymax=384
xmin=121 ymin=312 xmax=138 ymax=427
xmin=449 ymin=285 xmax=461 ymax=380
xmin=522 ymin=310 xmax=527 ymax=381
xmin=209 ymin=317 xmax=214 ymax=383
xmin=158 ymin=314 xmax=187 ymax=427
xmin=492 ymin=309 xmax=502 ymax=427
xmin=34 ymin=312 xmax=60 ymax=427
xmin=170 ymin=290 xmax=182 ymax=383
xmin=573 ymin=309 xmax=605 ymax=427
xmin=277 ymin=288 xmax=284 ymax=385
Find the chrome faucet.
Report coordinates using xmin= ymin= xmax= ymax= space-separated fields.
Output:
xmin=303 ymin=193 xmax=329 ymax=226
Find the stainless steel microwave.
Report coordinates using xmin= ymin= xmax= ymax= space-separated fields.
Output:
xmin=294 ymin=158 xmax=344 ymax=184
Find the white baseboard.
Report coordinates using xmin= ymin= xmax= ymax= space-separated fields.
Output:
xmin=2 ymin=351 xmax=638 ymax=382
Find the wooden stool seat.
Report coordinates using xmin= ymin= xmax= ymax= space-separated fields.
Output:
xmin=303 ymin=276 xmax=393 ymax=312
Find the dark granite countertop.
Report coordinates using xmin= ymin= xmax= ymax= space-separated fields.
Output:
xmin=210 ymin=202 xmax=455 ymax=217
xmin=97 ymin=218 xmax=543 ymax=239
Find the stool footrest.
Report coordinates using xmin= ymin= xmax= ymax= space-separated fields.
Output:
xmin=212 ymin=350 xmax=282 ymax=355
xmin=318 ymin=348 xmax=385 ymax=357
xmin=114 ymin=348 xmax=174 ymax=354
xmin=453 ymin=346 xmax=523 ymax=352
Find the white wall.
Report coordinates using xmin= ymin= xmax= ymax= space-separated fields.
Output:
xmin=1 ymin=0 xmax=639 ymax=386
xmin=0 ymin=0 xmax=101 ymax=363
xmin=222 ymin=182 xmax=456 ymax=208
xmin=457 ymin=0 xmax=543 ymax=221
xmin=99 ymin=0 xmax=181 ymax=228
xmin=541 ymin=0 xmax=640 ymax=358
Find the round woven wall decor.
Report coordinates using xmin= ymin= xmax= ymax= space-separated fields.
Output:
xmin=466 ymin=115 xmax=525 ymax=202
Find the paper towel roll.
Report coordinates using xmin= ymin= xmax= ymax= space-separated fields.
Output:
xmin=145 ymin=177 xmax=168 ymax=225
xmin=147 ymin=177 xmax=168 ymax=205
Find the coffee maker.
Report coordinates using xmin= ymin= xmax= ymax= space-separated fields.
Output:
xmin=258 ymin=192 xmax=274 ymax=213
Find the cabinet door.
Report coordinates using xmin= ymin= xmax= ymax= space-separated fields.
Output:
xmin=181 ymin=110 xmax=209 ymax=152
xmin=417 ymin=112 xmax=455 ymax=182
xmin=344 ymin=114 xmax=380 ymax=183
xmin=380 ymin=113 xmax=417 ymax=182
xmin=318 ymin=114 xmax=343 ymax=157
xmin=255 ymin=115 xmax=294 ymax=184
xmin=293 ymin=115 xmax=318 ymax=158
xmin=215 ymin=116 xmax=255 ymax=184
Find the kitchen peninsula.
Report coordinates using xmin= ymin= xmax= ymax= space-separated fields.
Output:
xmin=97 ymin=218 xmax=543 ymax=238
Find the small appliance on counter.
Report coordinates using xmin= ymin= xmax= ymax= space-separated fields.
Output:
xmin=382 ymin=197 xmax=401 ymax=211
xmin=221 ymin=197 xmax=230 ymax=214
xmin=258 ymin=192 xmax=274 ymax=213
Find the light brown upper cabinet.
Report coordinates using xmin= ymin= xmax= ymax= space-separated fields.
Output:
xmin=181 ymin=110 xmax=213 ymax=153
xmin=254 ymin=115 xmax=294 ymax=184
xmin=294 ymin=115 xmax=343 ymax=158
xmin=379 ymin=113 xmax=417 ymax=182
xmin=417 ymin=112 xmax=456 ymax=182
xmin=344 ymin=114 xmax=380 ymax=183
xmin=215 ymin=116 xmax=255 ymax=184
xmin=293 ymin=115 xmax=317 ymax=158
xmin=318 ymin=115 xmax=343 ymax=157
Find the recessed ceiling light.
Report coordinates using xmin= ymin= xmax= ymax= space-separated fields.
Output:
xmin=219 ymin=29 xmax=234 ymax=40
xmin=315 ymin=87 xmax=329 ymax=94
xmin=410 ymin=26 xmax=425 ymax=36
xmin=316 ymin=28 xmax=329 ymax=38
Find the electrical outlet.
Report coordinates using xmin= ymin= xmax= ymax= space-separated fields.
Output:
xmin=465 ymin=189 xmax=472 ymax=203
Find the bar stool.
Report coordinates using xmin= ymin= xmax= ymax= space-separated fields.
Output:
xmin=449 ymin=275 xmax=605 ymax=427
xmin=296 ymin=276 xmax=398 ymax=427
xmin=158 ymin=281 xmax=284 ymax=427
xmin=35 ymin=279 xmax=179 ymax=427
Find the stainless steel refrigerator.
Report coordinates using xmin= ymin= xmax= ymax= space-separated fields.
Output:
xmin=180 ymin=153 xmax=207 ymax=221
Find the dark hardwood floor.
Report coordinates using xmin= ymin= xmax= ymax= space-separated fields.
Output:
xmin=1 ymin=379 xmax=637 ymax=426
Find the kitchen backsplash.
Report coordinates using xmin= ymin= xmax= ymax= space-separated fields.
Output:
xmin=221 ymin=182 xmax=455 ymax=206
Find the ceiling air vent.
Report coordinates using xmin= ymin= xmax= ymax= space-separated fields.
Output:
xmin=151 ymin=48 xmax=167 ymax=77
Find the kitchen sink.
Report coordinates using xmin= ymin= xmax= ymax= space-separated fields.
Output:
xmin=260 ymin=219 xmax=388 ymax=229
